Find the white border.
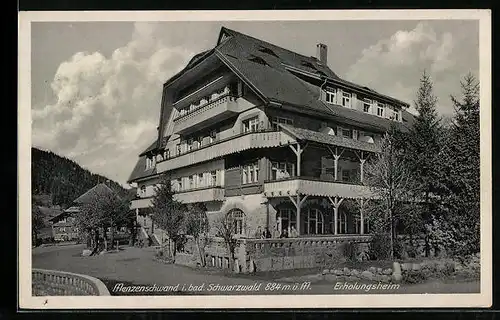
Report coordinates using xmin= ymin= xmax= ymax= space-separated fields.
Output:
xmin=18 ymin=9 xmax=492 ymax=309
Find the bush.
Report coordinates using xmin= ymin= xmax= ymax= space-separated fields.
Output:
xmin=369 ymin=233 xmax=392 ymax=260
xmin=402 ymin=270 xmax=429 ymax=284
xmin=341 ymin=242 xmax=357 ymax=262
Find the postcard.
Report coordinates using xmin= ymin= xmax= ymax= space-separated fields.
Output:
xmin=18 ymin=9 xmax=492 ymax=309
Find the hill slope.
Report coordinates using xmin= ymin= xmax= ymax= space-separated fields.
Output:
xmin=32 ymin=147 xmax=131 ymax=208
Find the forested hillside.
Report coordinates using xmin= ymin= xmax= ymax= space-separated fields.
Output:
xmin=32 ymin=147 xmax=130 ymax=208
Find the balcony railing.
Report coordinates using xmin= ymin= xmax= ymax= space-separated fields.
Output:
xmin=263 ymin=177 xmax=376 ymax=199
xmin=156 ymin=130 xmax=296 ymax=172
xmin=130 ymin=187 xmax=225 ymax=209
xmin=173 ymin=95 xmax=239 ymax=135
xmin=174 ymin=186 xmax=225 ymax=203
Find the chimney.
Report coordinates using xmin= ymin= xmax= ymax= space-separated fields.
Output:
xmin=316 ymin=43 xmax=328 ymax=65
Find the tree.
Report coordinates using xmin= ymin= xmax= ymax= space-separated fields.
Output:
xmin=364 ymin=125 xmax=417 ymax=259
xmin=75 ymin=191 xmax=129 ymax=254
xmin=150 ymin=174 xmax=186 ymax=261
xmin=438 ymin=73 xmax=480 ymax=256
xmin=32 ymin=203 xmax=45 ymax=247
xmin=184 ymin=203 xmax=210 ymax=267
xmin=214 ymin=213 xmax=238 ymax=272
xmin=402 ymin=71 xmax=445 ymax=257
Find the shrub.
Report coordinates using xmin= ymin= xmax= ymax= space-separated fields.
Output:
xmin=369 ymin=233 xmax=392 ymax=260
xmin=402 ymin=270 xmax=428 ymax=284
xmin=341 ymin=242 xmax=357 ymax=262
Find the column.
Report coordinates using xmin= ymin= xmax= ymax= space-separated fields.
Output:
xmin=328 ymin=196 xmax=344 ymax=235
xmin=359 ymin=199 xmax=365 ymax=235
xmin=360 ymin=159 xmax=366 ymax=183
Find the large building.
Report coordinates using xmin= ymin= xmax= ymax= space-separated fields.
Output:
xmin=128 ymin=27 xmax=414 ymax=266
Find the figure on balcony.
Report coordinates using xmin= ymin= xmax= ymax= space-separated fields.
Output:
xmin=263 ymin=227 xmax=272 ymax=239
xmin=280 ymin=229 xmax=289 ymax=238
xmin=290 ymin=226 xmax=298 ymax=238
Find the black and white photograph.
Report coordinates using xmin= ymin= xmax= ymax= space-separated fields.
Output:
xmin=18 ymin=10 xmax=492 ymax=309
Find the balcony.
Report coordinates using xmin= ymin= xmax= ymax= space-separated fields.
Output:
xmin=130 ymin=187 xmax=225 ymax=209
xmin=156 ymin=130 xmax=296 ymax=172
xmin=174 ymin=186 xmax=225 ymax=203
xmin=173 ymin=95 xmax=239 ymax=135
xmin=263 ymin=177 xmax=376 ymax=199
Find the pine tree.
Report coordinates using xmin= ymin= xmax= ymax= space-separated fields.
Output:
xmin=150 ymin=174 xmax=186 ymax=260
xmin=439 ymin=73 xmax=480 ymax=256
xmin=403 ymin=71 xmax=445 ymax=257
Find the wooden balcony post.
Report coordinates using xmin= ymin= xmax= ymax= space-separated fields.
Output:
xmin=327 ymin=146 xmax=344 ymax=181
xmin=289 ymin=143 xmax=309 ymax=177
xmin=328 ymin=196 xmax=344 ymax=235
xmin=360 ymin=159 xmax=366 ymax=183
xmin=359 ymin=199 xmax=365 ymax=235
xmin=288 ymin=194 xmax=308 ymax=235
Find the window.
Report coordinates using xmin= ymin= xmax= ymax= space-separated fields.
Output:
xmin=209 ymin=129 xmax=217 ymax=143
xmin=354 ymin=215 xmax=371 ymax=234
xmin=325 ymin=89 xmax=336 ymax=104
xmin=342 ymin=92 xmax=352 ymax=108
xmin=210 ymin=171 xmax=217 ymax=186
xmin=177 ymin=178 xmax=182 ymax=191
xmin=271 ymin=116 xmax=293 ymax=130
xmin=187 ymin=138 xmax=194 ymax=151
xmin=189 ymin=175 xmax=194 ymax=189
xmin=271 ymin=161 xmax=295 ymax=180
xmin=303 ymin=208 xmax=324 ymax=235
xmin=363 ymin=98 xmax=372 ymax=113
xmin=164 ymin=149 xmax=170 ymax=159
xmin=242 ymin=161 xmax=259 ymax=184
xmin=277 ymin=208 xmax=296 ymax=234
xmin=227 ymin=209 xmax=245 ymax=235
xmin=140 ymin=185 xmax=146 ymax=195
xmin=342 ymin=169 xmax=350 ymax=182
xmin=60 ymin=227 xmax=66 ymax=232
xmin=198 ymin=173 xmax=204 ymax=188
xmin=242 ymin=117 xmax=259 ymax=133
xmin=341 ymin=128 xmax=353 ymax=139
xmin=176 ymin=144 xmax=181 ymax=155
xmin=338 ymin=212 xmax=348 ymax=234
xmin=393 ymin=110 xmax=400 ymax=121
xmin=377 ymin=103 xmax=384 ymax=117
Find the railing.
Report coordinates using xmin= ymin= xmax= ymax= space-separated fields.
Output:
xmin=263 ymin=177 xmax=376 ymax=199
xmin=173 ymin=95 xmax=239 ymax=134
xmin=32 ymin=269 xmax=110 ymax=296
xmin=175 ymin=186 xmax=225 ymax=203
xmin=156 ymin=130 xmax=296 ymax=172
xmin=242 ymin=234 xmax=372 ymax=248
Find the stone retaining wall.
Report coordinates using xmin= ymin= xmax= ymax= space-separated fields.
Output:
xmin=174 ymin=235 xmax=372 ymax=273
xmin=32 ymin=268 xmax=110 ymax=296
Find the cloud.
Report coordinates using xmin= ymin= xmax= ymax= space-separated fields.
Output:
xmin=32 ymin=22 xmax=195 ymax=185
xmin=345 ymin=22 xmax=478 ymax=116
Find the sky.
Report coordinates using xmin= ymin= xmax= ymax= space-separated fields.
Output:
xmin=30 ymin=19 xmax=480 ymax=187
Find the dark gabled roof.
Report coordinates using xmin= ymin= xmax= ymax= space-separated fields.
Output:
xmin=73 ymin=183 xmax=119 ymax=204
xmin=212 ymin=27 xmax=412 ymax=132
xmin=280 ymin=124 xmax=381 ymax=153
xmin=127 ymin=155 xmax=157 ymax=184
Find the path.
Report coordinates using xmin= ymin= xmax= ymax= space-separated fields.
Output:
xmin=32 ymin=245 xmax=480 ymax=295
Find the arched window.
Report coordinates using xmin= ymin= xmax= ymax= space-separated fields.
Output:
xmin=227 ymin=209 xmax=245 ymax=235
xmin=338 ymin=211 xmax=348 ymax=234
xmin=276 ymin=207 xmax=296 ymax=234
xmin=354 ymin=214 xmax=370 ymax=234
xmin=303 ymin=208 xmax=324 ymax=235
